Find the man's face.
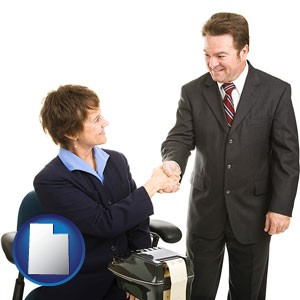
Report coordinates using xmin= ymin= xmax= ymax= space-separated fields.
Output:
xmin=203 ymin=34 xmax=248 ymax=83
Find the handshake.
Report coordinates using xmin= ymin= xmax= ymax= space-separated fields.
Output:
xmin=143 ymin=161 xmax=181 ymax=198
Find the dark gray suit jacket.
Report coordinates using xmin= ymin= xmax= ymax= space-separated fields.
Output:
xmin=161 ymin=62 xmax=299 ymax=244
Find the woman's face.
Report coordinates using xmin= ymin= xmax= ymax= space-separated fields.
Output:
xmin=76 ymin=107 xmax=109 ymax=149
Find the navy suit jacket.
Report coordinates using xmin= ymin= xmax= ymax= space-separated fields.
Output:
xmin=162 ymin=62 xmax=299 ymax=244
xmin=33 ymin=149 xmax=153 ymax=300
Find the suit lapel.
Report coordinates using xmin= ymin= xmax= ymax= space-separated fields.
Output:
xmin=231 ymin=66 xmax=261 ymax=132
xmin=201 ymin=65 xmax=261 ymax=133
xmin=203 ymin=76 xmax=229 ymax=133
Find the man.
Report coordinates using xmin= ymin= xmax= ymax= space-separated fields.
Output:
xmin=161 ymin=12 xmax=299 ymax=300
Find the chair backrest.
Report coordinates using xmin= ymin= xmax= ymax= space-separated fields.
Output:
xmin=17 ymin=191 xmax=44 ymax=230
xmin=0 ymin=191 xmax=45 ymax=300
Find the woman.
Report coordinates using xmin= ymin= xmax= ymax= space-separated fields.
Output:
xmin=33 ymin=84 xmax=179 ymax=300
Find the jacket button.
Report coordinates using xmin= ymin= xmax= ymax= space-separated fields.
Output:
xmin=111 ymin=245 xmax=117 ymax=252
xmin=228 ymin=138 xmax=233 ymax=144
xmin=226 ymin=164 xmax=232 ymax=170
xmin=225 ymin=190 xmax=231 ymax=195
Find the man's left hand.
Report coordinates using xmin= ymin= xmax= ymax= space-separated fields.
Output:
xmin=264 ymin=211 xmax=291 ymax=235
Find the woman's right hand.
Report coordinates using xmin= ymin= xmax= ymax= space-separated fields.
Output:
xmin=143 ymin=166 xmax=180 ymax=197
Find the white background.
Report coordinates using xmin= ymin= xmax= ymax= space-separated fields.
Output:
xmin=0 ymin=0 xmax=299 ymax=299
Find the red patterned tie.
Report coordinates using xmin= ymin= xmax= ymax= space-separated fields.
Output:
xmin=222 ymin=82 xmax=235 ymax=127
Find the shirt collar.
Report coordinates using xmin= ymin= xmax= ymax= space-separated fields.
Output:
xmin=58 ymin=147 xmax=109 ymax=183
xmin=217 ymin=61 xmax=249 ymax=95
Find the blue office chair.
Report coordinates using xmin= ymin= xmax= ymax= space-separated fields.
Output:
xmin=1 ymin=190 xmax=182 ymax=300
xmin=2 ymin=191 xmax=44 ymax=300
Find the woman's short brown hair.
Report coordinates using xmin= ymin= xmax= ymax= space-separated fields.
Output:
xmin=202 ymin=12 xmax=249 ymax=52
xmin=40 ymin=84 xmax=100 ymax=149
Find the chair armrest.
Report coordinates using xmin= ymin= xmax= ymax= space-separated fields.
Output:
xmin=149 ymin=219 xmax=182 ymax=245
xmin=1 ymin=231 xmax=16 ymax=264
